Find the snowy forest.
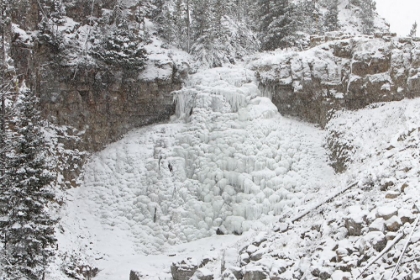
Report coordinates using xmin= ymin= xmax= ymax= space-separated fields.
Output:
xmin=2 ymin=0 xmax=420 ymax=279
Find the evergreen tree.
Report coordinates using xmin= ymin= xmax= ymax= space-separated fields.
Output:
xmin=260 ymin=0 xmax=295 ymax=50
xmin=174 ymin=0 xmax=191 ymax=51
xmin=3 ymin=85 xmax=57 ymax=280
xmin=214 ymin=0 xmax=224 ymax=34
xmin=256 ymin=0 xmax=272 ymax=39
xmin=153 ymin=0 xmax=174 ymax=43
xmin=152 ymin=0 xmax=165 ymax=21
xmin=359 ymin=0 xmax=376 ymax=35
xmin=0 ymin=77 xmax=13 ymax=224
xmin=38 ymin=0 xmax=66 ymax=52
xmin=409 ymin=21 xmax=417 ymax=37
xmin=324 ymin=0 xmax=339 ymax=32
xmin=298 ymin=0 xmax=321 ymax=35
xmin=191 ymin=0 xmax=212 ymax=41
xmin=90 ymin=2 xmax=147 ymax=69
xmin=190 ymin=0 xmax=216 ymax=66
xmin=0 ymin=0 xmax=13 ymax=222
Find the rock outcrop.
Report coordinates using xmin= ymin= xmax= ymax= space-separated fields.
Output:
xmin=30 ymin=51 xmax=185 ymax=152
xmin=252 ymin=35 xmax=420 ymax=128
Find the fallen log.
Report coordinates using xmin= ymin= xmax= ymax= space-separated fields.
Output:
xmin=290 ymin=182 xmax=358 ymax=223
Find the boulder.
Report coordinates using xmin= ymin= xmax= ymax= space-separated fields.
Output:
xmin=240 ymin=253 xmax=250 ymax=265
xmin=369 ymin=218 xmax=385 ymax=232
xmin=129 ymin=271 xmax=153 ymax=280
xmin=311 ymin=267 xmax=333 ymax=279
xmin=363 ymin=231 xmax=387 ymax=252
xmin=269 ymin=259 xmax=288 ymax=278
xmin=377 ymin=206 xmax=398 ymax=220
xmin=344 ymin=206 xmax=367 ymax=236
xmin=336 ymin=247 xmax=349 ymax=262
xmin=398 ymin=208 xmax=416 ymax=224
xmin=252 ymin=232 xmax=268 ymax=247
xmin=385 ymin=191 xmax=400 ymax=199
xmin=331 ymin=270 xmax=352 ymax=280
xmin=192 ymin=268 xmax=214 ymax=280
xmin=243 ymin=266 xmax=268 ymax=280
xmin=129 ymin=270 xmax=141 ymax=280
xmin=250 ymin=249 xmax=267 ymax=261
xmin=171 ymin=258 xmax=199 ymax=280
xmin=221 ymin=270 xmax=238 ymax=280
xmin=385 ymin=216 xmax=402 ymax=232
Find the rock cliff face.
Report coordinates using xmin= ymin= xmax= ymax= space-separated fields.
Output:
xmin=10 ymin=0 xmax=188 ymax=152
xmin=252 ymin=34 xmax=420 ymax=127
xmin=30 ymin=49 xmax=185 ymax=152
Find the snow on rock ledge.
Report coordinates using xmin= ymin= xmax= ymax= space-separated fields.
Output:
xmin=250 ymin=36 xmax=420 ymax=127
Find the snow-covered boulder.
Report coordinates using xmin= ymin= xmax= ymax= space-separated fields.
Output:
xmin=171 ymin=258 xmax=200 ymax=280
xmin=243 ymin=265 xmax=268 ymax=280
xmin=191 ymin=268 xmax=214 ymax=280
xmin=344 ymin=205 xmax=367 ymax=236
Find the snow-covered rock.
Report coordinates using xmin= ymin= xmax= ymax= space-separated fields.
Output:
xmin=251 ymin=36 xmax=420 ymax=133
xmin=171 ymin=258 xmax=200 ymax=280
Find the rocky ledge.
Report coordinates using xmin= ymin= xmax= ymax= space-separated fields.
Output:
xmin=251 ymin=34 xmax=420 ymax=127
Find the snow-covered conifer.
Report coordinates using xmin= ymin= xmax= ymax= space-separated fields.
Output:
xmin=90 ymin=2 xmax=147 ymax=69
xmin=359 ymin=0 xmax=376 ymax=34
xmin=3 ymin=85 xmax=57 ymax=280
xmin=260 ymin=0 xmax=295 ymax=50
xmin=38 ymin=0 xmax=66 ymax=52
xmin=0 ymin=0 xmax=13 ymax=220
xmin=256 ymin=0 xmax=272 ymax=47
xmin=324 ymin=0 xmax=339 ymax=32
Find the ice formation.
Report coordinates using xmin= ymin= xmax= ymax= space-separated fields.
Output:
xmin=66 ymin=65 xmax=337 ymax=257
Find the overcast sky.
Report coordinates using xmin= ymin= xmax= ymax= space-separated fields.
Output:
xmin=375 ymin=0 xmax=420 ymax=36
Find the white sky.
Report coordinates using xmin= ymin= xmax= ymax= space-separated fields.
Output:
xmin=375 ymin=0 xmax=420 ymax=36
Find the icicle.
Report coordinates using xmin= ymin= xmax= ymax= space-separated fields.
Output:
xmin=263 ymin=187 xmax=274 ymax=198
xmin=269 ymin=194 xmax=281 ymax=204
xmin=273 ymin=202 xmax=286 ymax=216
xmin=262 ymin=198 xmax=271 ymax=215
xmin=242 ymin=178 xmax=255 ymax=194
xmin=173 ymin=89 xmax=198 ymax=117
xmin=256 ymin=192 xmax=266 ymax=203
xmin=233 ymin=204 xmax=246 ymax=217
xmin=245 ymin=204 xmax=263 ymax=220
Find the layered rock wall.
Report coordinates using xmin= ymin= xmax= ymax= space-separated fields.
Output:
xmin=31 ymin=51 xmax=184 ymax=151
xmin=253 ymin=35 xmax=420 ymax=127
